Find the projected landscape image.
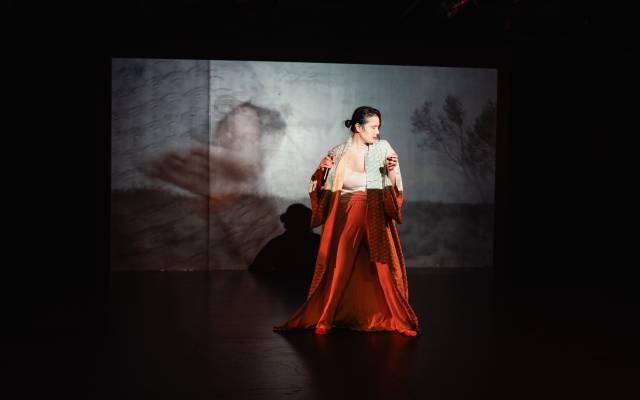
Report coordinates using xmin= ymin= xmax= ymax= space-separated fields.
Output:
xmin=111 ymin=59 xmax=497 ymax=270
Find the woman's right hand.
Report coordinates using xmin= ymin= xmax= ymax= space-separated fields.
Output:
xmin=319 ymin=155 xmax=334 ymax=170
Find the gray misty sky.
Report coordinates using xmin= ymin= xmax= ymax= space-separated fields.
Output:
xmin=211 ymin=60 xmax=498 ymax=203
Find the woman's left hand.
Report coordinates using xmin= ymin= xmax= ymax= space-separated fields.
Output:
xmin=385 ymin=153 xmax=398 ymax=171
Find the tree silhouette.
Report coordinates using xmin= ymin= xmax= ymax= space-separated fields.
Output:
xmin=411 ymin=95 xmax=496 ymax=203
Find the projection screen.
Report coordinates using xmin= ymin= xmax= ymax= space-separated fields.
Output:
xmin=111 ymin=58 xmax=497 ymax=271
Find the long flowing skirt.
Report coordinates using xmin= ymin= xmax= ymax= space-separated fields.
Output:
xmin=273 ymin=191 xmax=419 ymax=333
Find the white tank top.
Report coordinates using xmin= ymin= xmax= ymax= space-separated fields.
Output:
xmin=342 ymin=167 xmax=366 ymax=194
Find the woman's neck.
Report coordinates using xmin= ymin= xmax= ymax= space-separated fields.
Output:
xmin=351 ymin=134 xmax=368 ymax=150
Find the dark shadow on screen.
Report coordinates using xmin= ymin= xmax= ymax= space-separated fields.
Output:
xmin=249 ymin=203 xmax=320 ymax=301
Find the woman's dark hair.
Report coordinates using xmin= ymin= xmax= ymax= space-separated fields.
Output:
xmin=344 ymin=106 xmax=382 ymax=133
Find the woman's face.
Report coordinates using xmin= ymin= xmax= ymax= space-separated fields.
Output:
xmin=355 ymin=115 xmax=380 ymax=144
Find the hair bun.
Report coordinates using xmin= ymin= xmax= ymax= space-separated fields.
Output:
xmin=344 ymin=119 xmax=352 ymax=128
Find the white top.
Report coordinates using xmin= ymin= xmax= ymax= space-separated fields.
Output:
xmin=341 ymin=167 xmax=366 ymax=195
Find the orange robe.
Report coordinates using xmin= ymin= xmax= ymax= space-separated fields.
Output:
xmin=273 ymin=138 xmax=420 ymax=333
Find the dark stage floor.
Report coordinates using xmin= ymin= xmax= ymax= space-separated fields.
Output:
xmin=101 ymin=269 xmax=495 ymax=399
xmin=66 ymin=269 xmax=635 ymax=399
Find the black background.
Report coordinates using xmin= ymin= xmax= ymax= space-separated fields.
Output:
xmin=7 ymin=1 xmax=637 ymax=397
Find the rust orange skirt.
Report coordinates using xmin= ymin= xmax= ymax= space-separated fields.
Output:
xmin=273 ymin=191 xmax=419 ymax=333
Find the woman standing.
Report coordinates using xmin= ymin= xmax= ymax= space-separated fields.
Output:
xmin=273 ymin=106 xmax=419 ymax=336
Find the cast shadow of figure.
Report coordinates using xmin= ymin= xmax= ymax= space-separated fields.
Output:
xmin=249 ymin=203 xmax=320 ymax=302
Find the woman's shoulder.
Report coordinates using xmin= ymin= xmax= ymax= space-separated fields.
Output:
xmin=330 ymin=141 xmax=347 ymax=150
xmin=329 ymin=141 xmax=348 ymax=156
xmin=375 ymin=139 xmax=393 ymax=150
